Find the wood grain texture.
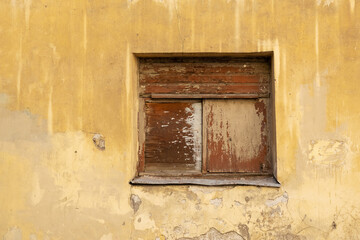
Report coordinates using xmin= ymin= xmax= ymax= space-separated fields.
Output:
xmin=204 ymin=99 xmax=271 ymax=173
xmin=139 ymin=57 xmax=271 ymax=96
xmin=144 ymin=101 xmax=202 ymax=172
xmin=140 ymin=83 xmax=268 ymax=96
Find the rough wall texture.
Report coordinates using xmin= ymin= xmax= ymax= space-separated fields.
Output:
xmin=1 ymin=0 xmax=360 ymax=239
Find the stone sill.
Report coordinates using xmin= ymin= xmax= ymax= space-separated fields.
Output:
xmin=130 ymin=175 xmax=280 ymax=187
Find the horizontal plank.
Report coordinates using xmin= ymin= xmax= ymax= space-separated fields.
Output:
xmin=140 ymin=74 xmax=269 ymax=84
xmin=150 ymin=93 xmax=270 ymax=99
xmin=140 ymin=83 xmax=269 ymax=95
xmin=139 ymin=57 xmax=271 ymax=64
xmin=139 ymin=57 xmax=271 ymax=95
xmin=140 ymin=64 xmax=270 ymax=75
xmin=144 ymin=163 xmax=200 ymax=174
xmin=130 ymin=175 xmax=280 ymax=187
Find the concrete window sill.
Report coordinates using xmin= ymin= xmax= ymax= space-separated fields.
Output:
xmin=130 ymin=175 xmax=280 ymax=187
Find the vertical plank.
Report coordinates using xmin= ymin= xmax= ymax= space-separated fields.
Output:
xmin=137 ymin=98 xmax=146 ymax=174
xmin=204 ymin=99 xmax=270 ymax=173
xmin=144 ymin=101 xmax=202 ymax=173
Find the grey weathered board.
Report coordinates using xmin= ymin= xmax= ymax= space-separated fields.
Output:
xmin=204 ymin=99 xmax=271 ymax=173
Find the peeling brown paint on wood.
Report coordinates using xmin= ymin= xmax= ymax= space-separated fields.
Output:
xmin=140 ymin=83 xmax=269 ymax=96
xmin=205 ymin=99 xmax=270 ymax=173
xmin=139 ymin=57 xmax=270 ymax=97
xmin=144 ymin=101 xmax=202 ymax=173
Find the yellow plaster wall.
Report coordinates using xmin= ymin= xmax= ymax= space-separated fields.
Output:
xmin=1 ymin=0 xmax=360 ymax=239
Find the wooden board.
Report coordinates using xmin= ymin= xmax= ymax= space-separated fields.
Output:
xmin=204 ymin=99 xmax=271 ymax=173
xmin=144 ymin=101 xmax=202 ymax=173
xmin=139 ymin=57 xmax=271 ymax=96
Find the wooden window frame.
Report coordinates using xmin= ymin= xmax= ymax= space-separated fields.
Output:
xmin=131 ymin=53 xmax=279 ymax=187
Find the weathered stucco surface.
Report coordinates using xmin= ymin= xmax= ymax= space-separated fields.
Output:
xmin=1 ymin=0 xmax=360 ymax=239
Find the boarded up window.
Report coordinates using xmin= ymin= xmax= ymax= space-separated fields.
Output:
xmin=136 ymin=56 xmax=276 ymax=182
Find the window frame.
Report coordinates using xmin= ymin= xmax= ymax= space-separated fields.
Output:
xmin=131 ymin=53 xmax=279 ymax=187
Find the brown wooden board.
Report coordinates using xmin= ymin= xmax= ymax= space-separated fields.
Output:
xmin=140 ymin=74 xmax=269 ymax=84
xmin=204 ymin=99 xmax=271 ymax=173
xmin=144 ymin=101 xmax=202 ymax=173
xmin=139 ymin=57 xmax=271 ymax=96
xmin=140 ymin=83 xmax=269 ymax=96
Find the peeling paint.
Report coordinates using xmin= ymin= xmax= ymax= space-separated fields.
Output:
xmin=210 ymin=198 xmax=223 ymax=207
xmin=92 ymin=133 xmax=105 ymax=150
xmin=266 ymin=192 xmax=288 ymax=207
xmin=183 ymin=104 xmax=202 ymax=170
xmin=178 ymin=228 xmax=244 ymax=240
xmin=308 ymin=139 xmax=347 ymax=166
xmin=237 ymin=224 xmax=250 ymax=240
xmin=130 ymin=194 xmax=142 ymax=213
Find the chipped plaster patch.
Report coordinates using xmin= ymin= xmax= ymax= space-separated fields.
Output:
xmin=308 ymin=139 xmax=347 ymax=166
xmin=188 ymin=186 xmax=232 ymax=194
xmin=266 ymin=192 xmax=288 ymax=207
xmin=237 ymin=224 xmax=250 ymax=240
xmin=92 ymin=133 xmax=105 ymax=150
xmin=210 ymin=198 xmax=223 ymax=208
xmin=130 ymin=194 xmax=142 ymax=213
xmin=177 ymin=227 xmax=244 ymax=240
